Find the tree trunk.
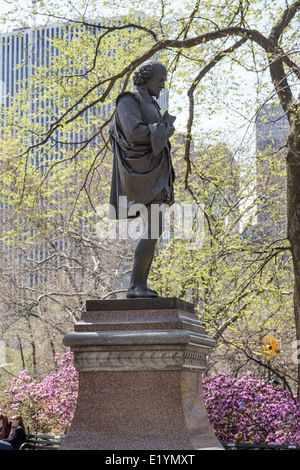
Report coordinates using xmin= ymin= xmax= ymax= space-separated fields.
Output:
xmin=292 ymin=254 xmax=300 ymax=398
xmin=286 ymin=112 xmax=300 ymax=397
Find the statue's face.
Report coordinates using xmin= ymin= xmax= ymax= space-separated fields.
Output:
xmin=144 ymin=66 xmax=167 ymax=99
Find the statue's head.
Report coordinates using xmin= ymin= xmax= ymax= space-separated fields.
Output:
xmin=133 ymin=60 xmax=167 ymax=98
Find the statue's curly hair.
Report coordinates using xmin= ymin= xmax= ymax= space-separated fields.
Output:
xmin=133 ymin=63 xmax=155 ymax=86
xmin=133 ymin=60 xmax=167 ymax=86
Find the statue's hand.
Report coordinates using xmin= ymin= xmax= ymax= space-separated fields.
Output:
xmin=166 ymin=123 xmax=175 ymax=138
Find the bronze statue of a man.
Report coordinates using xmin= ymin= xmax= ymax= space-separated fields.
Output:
xmin=109 ymin=60 xmax=176 ymax=298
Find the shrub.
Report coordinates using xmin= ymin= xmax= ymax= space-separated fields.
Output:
xmin=1 ymin=351 xmax=78 ymax=435
xmin=203 ymin=373 xmax=300 ymax=445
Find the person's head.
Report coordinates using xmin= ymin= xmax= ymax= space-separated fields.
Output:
xmin=0 ymin=414 xmax=10 ymax=439
xmin=0 ymin=413 xmax=8 ymax=424
xmin=10 ymin=415 xmax=24 ymax=429
xmin=0 ymin=414 xmax=8 ymax=427
xmin=133 ymin=60 xmax=167 ymax=98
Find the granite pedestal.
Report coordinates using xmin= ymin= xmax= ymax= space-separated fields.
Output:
xmin=61 ymin=297 xmax=223 ymax=450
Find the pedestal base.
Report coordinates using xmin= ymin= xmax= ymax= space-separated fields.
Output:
xmin=61 ymin=298 xmax=223 ymax=450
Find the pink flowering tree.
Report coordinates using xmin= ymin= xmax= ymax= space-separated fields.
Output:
xmin=203 ymin=373 xmax=300 ymax=445
xmin=1 ymin=352 xmax=78 ymax=435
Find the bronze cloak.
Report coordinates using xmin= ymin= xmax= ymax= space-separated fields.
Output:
xmin=108 ymin=86 xmax=175 ymax=219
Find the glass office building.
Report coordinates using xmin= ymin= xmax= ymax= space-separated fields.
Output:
xmin=255 ymin=103 xmax=289 ymax=239
xmin=0 ymin=21 xmax=167 ymax=117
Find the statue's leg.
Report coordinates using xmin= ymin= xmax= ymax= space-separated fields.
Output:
xmin=127 ymin=201 xmax=165 ymax=298
xmin=143 ymin=252 xmax=157 ymax=294
xmin=127 ymin=238 xmax=158 ymax=297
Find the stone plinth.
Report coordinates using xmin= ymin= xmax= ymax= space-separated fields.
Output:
xmin=60 ymin=298 xmax=223 ymax=450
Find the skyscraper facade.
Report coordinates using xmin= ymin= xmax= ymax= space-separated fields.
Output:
xmin=0 ymin=21 xmax=168 ymax=115
xmin=255 ymin=103 xmax=289 ymax=239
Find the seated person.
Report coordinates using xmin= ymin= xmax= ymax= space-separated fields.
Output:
xmin=0 ymin=415 xmax=26 ymax=450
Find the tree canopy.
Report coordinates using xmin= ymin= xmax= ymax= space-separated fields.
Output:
xmin=0 ymin=0 xmax=299 ymax=390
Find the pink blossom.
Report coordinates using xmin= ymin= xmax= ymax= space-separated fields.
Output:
xmin=203 ymin=373 xmax=300 ymax=445
xmin=1 ymin=352 xmax=78 ymax=434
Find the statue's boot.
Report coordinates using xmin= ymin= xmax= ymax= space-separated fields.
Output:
xmin=127 ymin=238 xmax=159 ymax=298
xmin=126 ymin=286 xmax=159 ymax=298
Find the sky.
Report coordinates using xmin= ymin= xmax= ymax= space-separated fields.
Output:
xmin=0 ymin=0 xmax=10 ymax=17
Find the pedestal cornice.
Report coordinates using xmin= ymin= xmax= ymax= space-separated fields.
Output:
xmin=63 ymin=298 xmax=215 ymax=372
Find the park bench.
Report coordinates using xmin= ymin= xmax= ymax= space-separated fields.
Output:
xmin=222 ymin=442 xmax=300 ymax=450
xmin=19 ymin=434 xmax=65 ymax=450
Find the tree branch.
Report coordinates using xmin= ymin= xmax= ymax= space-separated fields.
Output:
xmin=269 ymin=0 xmax=300 ymax=43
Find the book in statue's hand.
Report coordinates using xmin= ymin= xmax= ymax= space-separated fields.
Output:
xmin=159 ymin=110 xmax=176 ymax=126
